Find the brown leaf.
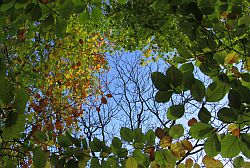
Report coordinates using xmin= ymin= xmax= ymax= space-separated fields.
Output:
xmin=101 ymin=97 xmax=107 ymax=104
xmin=185 ymin=158 xmax=194 ymax=168
xmin=181 ymin=140 xmax=193 ymax=151
xmin=188 ymin=118 xmax=198 ymax=127
xmin=155 ymin=127 xmax=165 ymax=139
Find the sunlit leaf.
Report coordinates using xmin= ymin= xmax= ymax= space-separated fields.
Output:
xmin=204 ymin=133 xmax=221 ymax=157
xmin=206 ymin=82 xmax=230 ymax=102
xmin=169 ymin=124 xmax=184 ymax=139
xmin=202 ymin=155 xmax=223 ymax=168
xmin=221 ymin=134 xmax=240 ymax=158
xmin=224 ymin=52 xmax=239 ymax=64
xmin=126 ymin=157 xmax=138 ymax=168
xmin=190 ymin=122 xmax=214 ymax=139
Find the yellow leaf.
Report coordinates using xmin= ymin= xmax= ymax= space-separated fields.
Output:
xmin=194 ymin=163 xmax=201 ymax=168
xmin=45 ymin=161 xmax=51 ymax=168
xmin=126 ymin=157 xmax=138 ymax=168
xmin=244 ymin=57 xmax=250 ymax=70
xmin=160 ymin=135 xmax=172 ymax=148
xmin=224 ymin=52 xmax=239 ymax=64
xmin=202 ymin=155 xmax=223 ymax=168
xmin=176 ymin=163 xmax=185 ymax=168
xmin=227 ymin=124 xmax=238 ymax=132
xmin=243 ymin=162 xmax=250 ymax=168
xmin=170 ymin=142 xmax=185 ymax=159
xmin=150 ymin=161 xmax=160 ymax=168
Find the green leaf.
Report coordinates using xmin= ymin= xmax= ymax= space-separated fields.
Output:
xmin=111 ymin=137 xmax=123 ymax=155
xmin=14 ymin=0 xmax=28 ymax=9
xmin=190 ymin=122 xmax=214 ymax=139
xmin=57 ymin=135 xmax=72 ymax=148
xmin=240 ymin=134 xmax=250 ymax=158
xmin=30 ymin=4 xmax=42 ymax=21
xmin=151 ymin=72 xmax=170 ymax=91
xmin=71 ymin=137 xmax=81 ymax=147
xmin=117 ymin=148 xmax=128 ymax=158
xmin=133 ymin=149 xmax=147 ymax=165
xmin=233 ymin=156 xmax=244 ymax=168
xmin=173 ymin=56 xmax=187 ymax=63
xmin=40 ymin=14 xmax=54 ymax=30
xmin=166 ymin=65 xmax=183 ymax=88
xmin=236 ymin=85 xmax=250 ymax=104
xmin=90 ymin=157 xmax=100 ymax=168
xmin=155 ymin=91 xmax=172 ymax=103
xmin=206 ymin=82 xmax=230 ymax=102
xmin=0 ymin=1 xmax=15 ymax=12
xmin=50 ymin=154 xmax=59 ymax=166
xmin=0 ymin=77 xmax=14 ymax=105
xmin=126 ymin=157 xmax=138 ymax=168
xmin=190 ymin=79 xmax=206 ymax=102
xmin=33 ymin=147 xmax=47 ymax=168
xmin=239 ymin=15 xmax=250 ymax=25
xmin=231 ymin=5 xmax=242 ymax=15
xmin=118 ymin=0 xmax=127 ymax=4
xmin=169 ymin=124 xmax=184 ymax=139
xmin=120 ymin=127 xmax=133 ymax=142
xmin=228 ymin=89 xmax=241 ymax=109
xmin=155 ymin=149 xmax=176 ymax=167
xmin=59 ymin=0 xmax=75 ymax=18
xmin=167 ymin=104 xmax=185 ymax=120
xmin=82 ymin=138 xmax=88 ymax=149
xmin=79 ymin=10 xmax=89 ymax=24
xmin=221 ymin=134 xmax=240 ymax=158
xmin=182 ymin=71 xmax=195 ymax=89
xmin=204 ymin=133 xmax=221 ymax=157
xmin=179 ymin=62 xmax=194 ymax=72
xmin=145 ymin=129 xmax=155 ymax=146
xmin=90 ymin=137 xmax=102 ymax=152
xmin=4 ymin=157 xmax=16 ymax=168
xmin=241 ymin=73 xmax=250 ymax=82
xmin=34 ymin=131 xmax=47 ymax=142
xmin=2 ymin=113 xmax=25 ymax=140
xmin=91 ymin=6 xmax=102 ymax=22
xmin=198 ymin=107 xmax=211 ymax=123
xmin=14 ymin=87 xmax=29 ymax=114
xmin=56 ymin=17 xmax=67 ymax=37
xmin=134 ymin=128 xmax=144 ymax=143
xmin=217 ymin=107 xmax=238 ymax=123
xmin=66 ymin=159 xmax=78 ymax=168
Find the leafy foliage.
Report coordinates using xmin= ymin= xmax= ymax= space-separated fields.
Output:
xmin=0 ymin=0 xmax=249 ymax=167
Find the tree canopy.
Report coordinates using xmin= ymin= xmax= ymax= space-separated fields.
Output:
xmin=0 ymin=0 xmax=249 ymax=167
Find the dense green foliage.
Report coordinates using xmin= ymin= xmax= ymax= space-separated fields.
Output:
xmin=0 ymin=0 xmax=249 ymax=167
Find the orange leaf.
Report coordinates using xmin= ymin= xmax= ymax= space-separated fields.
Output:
xmin=232 ymin=128 xmax=240 ymax=137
